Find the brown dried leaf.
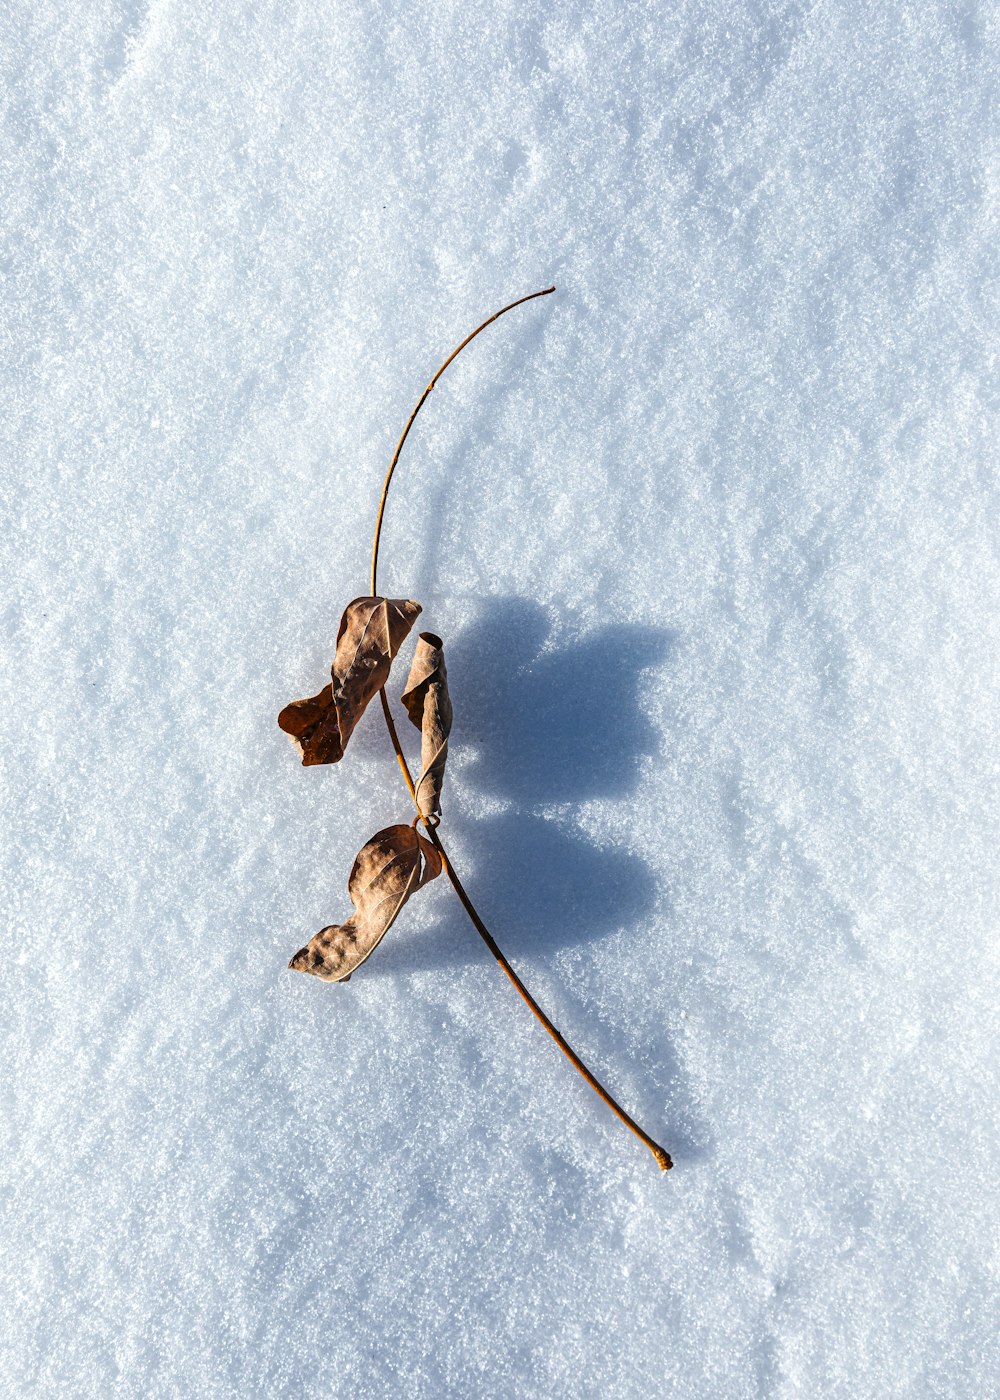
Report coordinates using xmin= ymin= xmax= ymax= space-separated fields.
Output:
xmin=288 ymin=824 xmax=443 ymax=982
xmin=401 ymin=632 xmax=453 ymax=819
xmin=278 ymin=596 xmax=421 ymax=765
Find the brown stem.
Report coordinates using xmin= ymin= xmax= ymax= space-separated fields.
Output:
xmin=371 ymin=289 xmax=672 ymax=1173
xmin=371 ymin=286 xmax=555 ymax=596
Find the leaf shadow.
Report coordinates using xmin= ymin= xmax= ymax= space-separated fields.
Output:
xmin=371 ymin=597 xmax=671 ymax=968
xmin=452 ymin=595 xmax=671 ymax=805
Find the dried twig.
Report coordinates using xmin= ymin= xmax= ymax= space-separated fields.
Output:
xmin=366 ymin=289 xmax=672 ymax=1172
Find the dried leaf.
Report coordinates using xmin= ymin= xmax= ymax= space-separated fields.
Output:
xmin=278 ymin=596 xmax=421 ymax=765
xmin=288 ymin=824 xmax=442 ymax=982
xmin=401 ymin=632 xmax=453 ymax=819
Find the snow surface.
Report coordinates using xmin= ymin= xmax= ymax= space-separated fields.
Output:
xmin=2 ymin=1 xmax=999 ymax=1396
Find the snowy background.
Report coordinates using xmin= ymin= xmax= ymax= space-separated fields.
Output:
xmin=3 ymin=1 xmax=999 ymax=1396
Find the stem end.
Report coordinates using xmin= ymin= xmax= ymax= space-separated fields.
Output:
xmin=651 ymin=1146 xmax=673 ymax=1172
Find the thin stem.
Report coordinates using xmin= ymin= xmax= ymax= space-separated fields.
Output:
xmin=379 ymin=693 xmax=671 ymax=1171
xmin=370 ymin=289 xmax=672 ymax=1173
xmin=371 ymin=286 xmax=555 ymax=597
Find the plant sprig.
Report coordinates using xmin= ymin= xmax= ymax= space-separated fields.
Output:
xmin=282 ymin=288 xmax=672 ymax=1173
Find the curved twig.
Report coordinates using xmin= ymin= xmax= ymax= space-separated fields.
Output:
xmin=370 ymin=289 xmax=672 ymax=1173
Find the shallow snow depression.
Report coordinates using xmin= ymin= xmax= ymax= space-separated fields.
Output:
xmin=2 ymin=1 xmax=998 ymax=1396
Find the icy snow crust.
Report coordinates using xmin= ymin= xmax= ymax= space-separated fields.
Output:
xmin=2 ymin=2 xmax=998 ymax=1396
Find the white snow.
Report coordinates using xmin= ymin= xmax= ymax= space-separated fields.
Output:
xmin=2 ymin=1 xmax=998 ymax=1396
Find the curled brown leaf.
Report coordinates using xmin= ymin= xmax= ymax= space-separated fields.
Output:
xmin=401 ymin=632 xmax=453 ymax=819
xmin=278 ymin=596 xmax=421 ymax=765
xmin=288 ymin=823 xmax=443 ymax=982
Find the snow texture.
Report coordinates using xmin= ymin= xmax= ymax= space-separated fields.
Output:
xmin=2 ymin=1 xmax=998 ymax=1396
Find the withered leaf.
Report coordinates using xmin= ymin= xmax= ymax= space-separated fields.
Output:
xmin=401 ymin=632 xmax=453 ymax=819
xmin=278 ymin=596 xmax=421 ymax=765
xmin=288 ymin=824 xmax=443 ymax=982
